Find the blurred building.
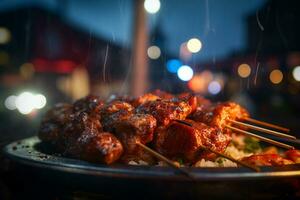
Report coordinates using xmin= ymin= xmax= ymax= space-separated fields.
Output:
xmin=0 ymin=6 xmax=131 ymax=103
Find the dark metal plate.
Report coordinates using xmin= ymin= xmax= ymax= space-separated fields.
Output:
xmin=3 ymin=136 xmax=300 ymax=180
xmin=3 ymin=136 xmax=300 ymax=199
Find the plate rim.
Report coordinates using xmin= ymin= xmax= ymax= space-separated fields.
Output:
xmin=3 ymin=136 xmax=300 ymax=181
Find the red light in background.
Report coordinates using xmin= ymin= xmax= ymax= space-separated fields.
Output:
xmin=32 ymin=58 xmax=77 ymax=74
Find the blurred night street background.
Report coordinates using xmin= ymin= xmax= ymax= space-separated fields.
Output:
xmin=0 ymin=0 xmax=300 ymax=151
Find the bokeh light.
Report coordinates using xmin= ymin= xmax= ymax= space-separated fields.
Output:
xmin=179 ymin=42 xmax=192 ymax=60
xmin=292 ymin=66 xmax=300 ymax=82
xmin=16 ymin=92 xmax=36 ymax=114
xmin=237 ymin=63 xmax=251 ymax=78
xmin=208 ymin=81 xmax=221 ymax=95
xmin=147 ymin=45 xmax=161 ymax=59
xmin=0 ymin=27 xmax=11 ymax=44
xmin=269 ymin=69 xmax=283 ymax=84
xmin=14 ymin=92 xmax=47 ymax=115
xmin=34 ymin=94 xmax=47 ymax=109
xmin=177 ymin=65 xmax=194 ymax=81
xmin=4 ymin=95 xmax=17 ymax=110
xmin=144 ymin=0 xmax=160 ymax=14
xmin=186 ymin=38 xmax=202 ymax=53
xmin=166 ymin=59 xmax=182 ymax=73
xmin=188 ymin=70 xmax=213 ymax=93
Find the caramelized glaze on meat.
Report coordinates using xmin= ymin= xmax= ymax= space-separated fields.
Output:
xmin=71 ymin=132 xmax=123 ymax=164
xmin=38 ymin=103 xmax=73 ymax=151
xmin=155 ymin=120 xmax=230 ymax=162
xmin=63 ymin=112 xmax=123 ymax=164
xmin=73 ymin=95 xmax=104 ymax=115
xmin=285 ymin=149 xmax=300 ymax=163
xmin=100 ymin=101 xmax=134 ymax=132
xmin=113 ymin=114 xmax=157 ymax=163
xmin=131 ymin=93 xmax=161 ymax=107
xmin=136 ymin=99 xmax=192 ymax=126
xmin=241 ymin=154 xmax=294 ymax=166
xmin=191 ymin=102 xmax=249 ymax=129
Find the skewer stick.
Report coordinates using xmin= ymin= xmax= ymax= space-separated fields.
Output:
xmin=200 ymin=146 xmax=260 ymax=172
xmin=229 ymin=119 xmax=296 ymax=140
xmin=243 ymin=118 xmax=290 ymax=133
xmin=136 ymin=142 xmax=193 ymax=178
xmin=226 ymin=125 xmax=294 ymax=150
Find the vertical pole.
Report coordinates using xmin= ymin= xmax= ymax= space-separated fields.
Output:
xmin=131 ymin=0 xmax=148 ymax=97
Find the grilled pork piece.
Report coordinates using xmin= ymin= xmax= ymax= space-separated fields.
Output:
xmin=241 ymin=154 xmax=294 ymax=166
xmin=190 ymin=102 xmax=249 ymax=129
xmin=38 ymin=103 xmax=73 ymax=151
xmin=136 ymin=99 xmax=192 ymax=126
xmin=154 ymin=120 xmax=230 ymax=162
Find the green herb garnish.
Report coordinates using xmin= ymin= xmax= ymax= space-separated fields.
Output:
xmin=244 ymin=137 xmax=261 ymax=153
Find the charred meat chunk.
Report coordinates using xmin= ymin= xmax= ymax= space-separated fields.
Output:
xmin=131 ymin=93 xmax=161 ymax=107
xmin=114 ymin=114 xmax=157 ymax=164
xmin=67 ymin=132 xmax=123 ymax=164
xmin=136 ymin=99 xmax=192 ymax=126
xmin=190 ymin=102 xmax=249 ymax=129
xmin=155 ymin=120 xmax=230 ymax=162
xmin=38 ymin=103 xmax=73 ymax=150
xmin=73 ymin=95 xmax=104 ymax=115
xmin=100 ymin=101 xmax=134 ymax=132
xmin=114 ymin=114 xmax=157 ymax=144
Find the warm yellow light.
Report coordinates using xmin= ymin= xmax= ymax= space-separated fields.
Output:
xmin=237 ymin=64 xmax=251 ymax=78
xmin=269 ymin=69 xmax=283 ymax=84
xmin=20 ymin=63 xmax=35 ymax=79
xmin=0 ymin=27 xmax=11 ymax=44
xmin=147 ymin=45 xmax=161 ymax=59
xmin=186 ymin=38 xmax=202 ymax=53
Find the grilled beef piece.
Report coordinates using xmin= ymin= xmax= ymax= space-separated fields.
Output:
xmin=154 ymin=120 xmax=230 ymax=162
xmin=114 ymin=114 xmax=157 ymax=145
xmin=73 ymin=95 xmax=104 ymax=115
xmin=38 ymin=103 xmax=73 ymax=151
xmin=100 ymin=101 xmax=135 ymax=132
xmin=136 ymin=99 xmax=192 ymax=126
xmin=241 ymin=154 xmax=294 ymax=166
xmin=63 ymin=112 xmax=123 ymax=164
xmin=113 ymin=114 xmax=157 ymax=164
xmin=100 ymin=101 xmax=157 ymax=163
xmin=190 ymin=102 xmax=249 ymax=130
xmin=69 ymin=132 xmax=123 ymax=164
